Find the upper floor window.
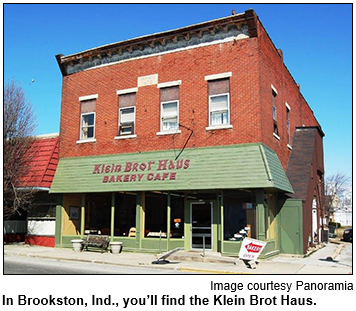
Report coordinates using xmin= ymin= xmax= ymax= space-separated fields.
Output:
xmin=118 ymin=92 xmax=136 ymax=136
xmin=79 ymin=95 xmax=97 ymax=141
xmin=208 ymin=78 xmax=230 ymax=127
xmin=161 ymin=101 xmax=179 ymax=131
xmin=160 ymin=86 xmax=179 ymax=133
xmin=81 ymin=113 xmax=95 ymax=140
xmin=271 ymin=85 xmax=279 ymax=137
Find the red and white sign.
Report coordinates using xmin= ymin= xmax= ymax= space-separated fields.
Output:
xmin=238 ymin=238 xmax=267 ymax=261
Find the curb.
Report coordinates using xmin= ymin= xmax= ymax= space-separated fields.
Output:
xmin=178 ymin=267 xmax=261 ymax=275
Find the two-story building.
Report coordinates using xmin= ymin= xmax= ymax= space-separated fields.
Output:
xmin=51 ymin=9 xmax=325 ymax=256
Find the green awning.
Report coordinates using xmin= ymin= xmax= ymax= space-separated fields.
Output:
xmin=50 ymin=143 xmax=293 ymax=193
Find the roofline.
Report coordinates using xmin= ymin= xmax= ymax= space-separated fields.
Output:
xmin=34 ymin=133 xmax=59 ymax=139
xmin=295 ymin=126 xmax=325 ymax=137
xmin=55 ymin=9 xmax=257 ymax=75
xmin=16 ymin=187 xmax=50 ymax=191
xmin=65 ymin=11 xmax=245 ymax=60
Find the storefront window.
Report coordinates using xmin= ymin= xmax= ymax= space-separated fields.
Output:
xmin=224 ymin=191 xmax=256 ymax=240
xmin=145 ymin=192 xmax=167 ymax=238
xmin=28 ymin=204 xmax=56 ymax=219
xmin=170 ymin=193 xmax=184 ymax=238
xmin=114 ymin=193 xmax=136 ymax=237
xmin=85 ymin=193 xmax=111 ymax=235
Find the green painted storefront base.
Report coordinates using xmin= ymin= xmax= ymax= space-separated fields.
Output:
xmin=59 ymin=235 xmax=184 ymax=253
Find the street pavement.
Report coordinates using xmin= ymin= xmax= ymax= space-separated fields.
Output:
xmin=3 ymin=241 xmax=352 ymax=274
xmin=4 ymin=256 xmax=190 ymax=274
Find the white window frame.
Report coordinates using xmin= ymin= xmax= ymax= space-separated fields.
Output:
xmin=79 ymin=112 xmax=96 ymax=141
xmin=160 ymin=100 xmax=180 ymax=133
xmin=208 ymin=92 xmax=230 ymax=128
xmin=118 ymin=106 xmax=136 ymax=136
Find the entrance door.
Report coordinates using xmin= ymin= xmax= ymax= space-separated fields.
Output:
xmin=190 ymin=202 xmax=212 ymax=250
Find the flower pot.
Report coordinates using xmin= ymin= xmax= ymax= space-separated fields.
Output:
xmin=71 ymin=239 xmax=83 ymax=252
xmin=110 ymin=242 xmax=123 ymax=254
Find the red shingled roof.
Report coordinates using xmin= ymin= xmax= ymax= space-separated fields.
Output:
xmin=19 ymin=135 xmax=59 ymax=189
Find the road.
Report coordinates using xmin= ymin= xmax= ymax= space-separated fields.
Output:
xmin=4 ymin=255 xmax=192 ymax=274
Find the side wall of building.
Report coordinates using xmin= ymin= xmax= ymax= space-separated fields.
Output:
xmin=256 ymin=17 xmax=320 ymax=170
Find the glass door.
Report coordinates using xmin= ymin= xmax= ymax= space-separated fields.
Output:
xmin=190 ymin=202 xmax=212 ymax=250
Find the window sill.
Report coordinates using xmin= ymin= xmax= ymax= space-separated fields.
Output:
xmin=115 ymin=134 xmax=137 ymax=140
xmin=273 ymin=133 xmax=280 ymax=141
xmin=206 ymin=124 xmax=233 ymax=131
xmin=287 ymin=144 xmax=293 ymax=150
xmin=76 ymin=138 xmax=96 ymax=144
xmin=156 ymin=130 xmax=181 ymax=136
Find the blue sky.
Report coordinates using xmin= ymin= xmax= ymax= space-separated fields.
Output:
xmin=4 ymin=4 xmax=352 ymax=178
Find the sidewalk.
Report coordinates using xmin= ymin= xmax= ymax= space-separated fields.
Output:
xmin=3 ymin=242 xmax=351 ymax=274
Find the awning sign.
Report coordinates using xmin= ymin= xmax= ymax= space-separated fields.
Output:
xmin=238 ymin=238 xmax=267 ymax=261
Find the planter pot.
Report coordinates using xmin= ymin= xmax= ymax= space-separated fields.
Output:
xmin=71 ymin=239 xmax=83 ymax=252
xmin=110 ymin=242 xmax=123 ymax=254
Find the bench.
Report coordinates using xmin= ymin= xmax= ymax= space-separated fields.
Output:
xmin=83 ymin=234 xmax=110 ymax=253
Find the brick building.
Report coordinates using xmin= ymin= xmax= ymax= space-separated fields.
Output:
xmin=51 ymin=9 xmax=325 ymax=256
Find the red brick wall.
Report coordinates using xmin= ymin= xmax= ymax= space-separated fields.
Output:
xmin=256 ymin=18 xmax=319 ymax=170
xmin=59 ymin=38 xmax=262 ymax=159
xmin=59 ymin=26 xmax=321 ymax=173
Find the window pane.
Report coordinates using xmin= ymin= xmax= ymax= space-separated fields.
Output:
xmin=81 ymin=127 xmax=88 ymax=139
xmin=211 ymin=111 xmax=228 ymax=125
xmin=210 ymin=95 xmax=228 ymax=112
xmin=82 ymin=114 xmax=94 ymax=126
xmin=273 ymin=105 xmax=277 ymax=121
xmin=120 ymin=125 xmax=133 ymax=135
xmin=120 ymin=108 xmax=135 ymax=123
xmin=85 ymin=193 xmax=111 ymax=235
xmin=114 ymin=193 xmax=136 ymax=237
xmin=87 ymin=126 xmax=94 ymax=138
xmin=145 ymin=192 xmax=167 ymax=238
xmin=224 ymin=191 xmax=256 ymax=241
xmin=171 ymin=194 xmax=184 ymax=238
xmin=163 ymin=117 xmax=178 ymax=130
xmin=82 ymin=126 xmax=94 ymax=139
xmin=162 ymin=102 xmax=178 ymax=117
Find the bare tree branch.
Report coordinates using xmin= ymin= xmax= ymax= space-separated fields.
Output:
xmin=4 ymin=80 xmax=37 ymax=219
xmin=325 ymin=172 xmax=351 ymax=219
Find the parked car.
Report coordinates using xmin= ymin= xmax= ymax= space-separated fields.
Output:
xmin=342 ymin=228 xmax=352 ymax=242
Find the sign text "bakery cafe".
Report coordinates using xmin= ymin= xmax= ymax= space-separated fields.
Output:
xmin=92 ymin=159 xmax=191 ymax=183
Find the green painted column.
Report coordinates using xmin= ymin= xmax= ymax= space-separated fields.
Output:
xmin=220 ymin=191 xmax=224 ymax=254
xmin=135 ymin=192 xmax=144 ymax=249
xmin=54 ymin=194 xmax=63 ymax=247
xmin=212 ymin=200 xmax=218 ymax=252
xmin=167 ymin=192 xmax=171 ymax=251
xmin=256 ymin=189 xmax=266 ymax=240
xmin=81 ymin=194 xmax=86 ymax=238
xmin=111 ymin=193 xmax=115 ymax=242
